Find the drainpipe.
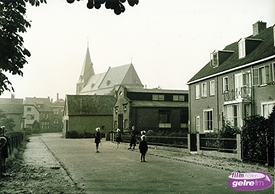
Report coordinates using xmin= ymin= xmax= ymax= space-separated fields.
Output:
xmin=216 ymin=76 xmax=220 ymax=131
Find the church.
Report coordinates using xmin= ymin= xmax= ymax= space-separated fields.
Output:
xmin=63 ymin=47 xmax=144 ymax=138
xmin=76 ymin=47 xmax=144 ymax=95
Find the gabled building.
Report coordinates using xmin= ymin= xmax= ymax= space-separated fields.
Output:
xmin=0 ymin=94 xmax=23 ymax=131
xmin=63 ymin=95 xmax=116 ymax=138
xmin=76 ymin=47 xmax=144 ymax=95
xmin=114 ymin=85 xmax=189 ymax=133
xmin=23 ymin=97 xmax=54 ymax=132
xmin=51 ymin=93 xmax=65 ymax=132
xmin=187 ymin=21 xmax=275 ymax=134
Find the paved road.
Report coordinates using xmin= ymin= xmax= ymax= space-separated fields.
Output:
xmin=25 ymin=133 xmax=274 ymax=194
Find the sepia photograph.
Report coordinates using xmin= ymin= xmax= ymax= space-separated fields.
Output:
xmin=0 ymin=0 xmax=274 ymax=193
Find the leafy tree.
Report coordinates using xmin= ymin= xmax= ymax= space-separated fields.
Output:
xmin=0 ymin=0 xmax=31 ymax=94
xmin=0 ymin=0 xmax=138 ymax=96
xmin=32 ymin=120 xmax=40 ymax=133
xmin=0 ymin=109 xmax=15 ymax=131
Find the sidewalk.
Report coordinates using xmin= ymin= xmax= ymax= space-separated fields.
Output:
xmin=24 ymin=133 xmax=274 ymax=177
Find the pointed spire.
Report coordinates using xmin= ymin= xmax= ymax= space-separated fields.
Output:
xmin=77 ymin=44 xmax=95 ymax=86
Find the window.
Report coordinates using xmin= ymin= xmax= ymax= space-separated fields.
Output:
xmin=195 ymin=84 xmax=200 ymax=99
xmin=173 ymin=95 xmax=185 ymax=101
xmin=195 ymin=116 xmax=200 ymax=133
xmin=261 ymin=101 xmax=275 ymax=118
xmin=223 ymin=77 xmax=229 ymax=93
xmin=152 ymin=94 xmax=164 ymax=101
xmin=26 ymin=114 xmax=34 ymax=120
xmin=41 ymin=122 xmax=50 ymax=130
xmin=238 ymin=38 xmax=246 ymax=58
xmin=159 ymin=110 xmax=171 ymax=128
xmin=210 ymin=51 xmax=218 ymax=67
xmin=53 ymin=109 xmax=59 ymax=115
xmin=27 ymin=107 xmax=31 ymax=111
xmin=54 ymin=119 xmax=58 ymax=124
xmin=209 ymin=80 xmax=215 ymax=96
xmin=272 ymin=63 xmax=275 ymax=82
xmin=201 ymin=82 xmax=207 ymax=97
xmin=43 ymin=113 xmax=49 ymax=119
xmin=253 ymin=65 xmax=271 ymax=86
xmin=203 ymin=109 xmax=213 ymax=132
xmin=225 ymin=104 xmax=241 ymax=128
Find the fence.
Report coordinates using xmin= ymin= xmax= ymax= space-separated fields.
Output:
xmin=110 ymin=132 xmax=188 ymax=148
xmin=1 ymin=132 xmax=24 ymax=175
xmin=196 ymin=134 xmax=242 ymax=160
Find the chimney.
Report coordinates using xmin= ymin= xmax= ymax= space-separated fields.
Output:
xmin=11 ymin=93 xmax=15 ymax=100
xmin=253 ymin=21 xmax=266 ymax=36
xmin=57 ymin=93 xmax=59 ymax=101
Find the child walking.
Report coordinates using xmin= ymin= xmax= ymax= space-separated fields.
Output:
xmin=115 ymin=128 xmax=122 ymax=148
xmin=139 ymin=135 xmax=148 ymax=162
xmin=95 ymin=127 xmax=101 ymax=153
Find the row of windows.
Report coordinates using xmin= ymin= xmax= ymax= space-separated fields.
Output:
xmin=195 ymin=102 xmax=274 ymax=133
xmin=195 ymin=80 xmax=215 ymax=99
xmin=195 ymin=63 xmax=275 ymax=100
xmin=152 ymin=94 xmax=185 ymax=101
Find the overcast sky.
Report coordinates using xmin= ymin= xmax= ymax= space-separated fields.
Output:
xmin=1 ymin=0 xmax=275 ymax=101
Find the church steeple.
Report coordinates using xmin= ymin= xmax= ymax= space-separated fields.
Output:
xmin=76 ymin=46 xmax=95 ymax=94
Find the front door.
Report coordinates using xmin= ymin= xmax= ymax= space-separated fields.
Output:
xmin=118 ymin=114 xmax=123 ymax=130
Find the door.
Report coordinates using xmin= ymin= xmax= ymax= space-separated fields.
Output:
xmin=235 ymin=73 xmax=242 ymax=99
xmin=118 ymin=114 xmax=123 ymax=130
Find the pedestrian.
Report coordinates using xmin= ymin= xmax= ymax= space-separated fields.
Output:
xmin=95 ymin=127 xmax=101 ymax=153
xmin=128 ymin=126 xmax=138 ymax=150
xmin=141 ymin=130 xmax=146 ymax=141
xmin=115 ymin=128 xmax=122 ymax=148
xmin=139 ymin=135 xmax=148 ymax=162
xmin=0 ymin=126 xmax=8 ymax=175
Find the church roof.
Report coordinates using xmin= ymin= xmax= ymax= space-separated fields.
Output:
xmin=79 ymin=63 xmax=144 ymax=95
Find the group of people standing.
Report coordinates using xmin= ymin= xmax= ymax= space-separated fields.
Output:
xmin=95 ymin=126 xmax=148 ymax=162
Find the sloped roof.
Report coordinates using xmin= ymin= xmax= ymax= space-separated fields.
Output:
xmin=24 ymin=97 xmax=52 ymax=112
xmin=188 ymin=26 xmax=275 ymax=84
xmin=52 ymin=98 xmax=65 ymax=107
xmin=66 ymin=95 xmax=116 ymax=115
xmin=0 ymin=98 xmax=23 ymax=114
xmin=80 ymin=63 xmax=143 ymax=95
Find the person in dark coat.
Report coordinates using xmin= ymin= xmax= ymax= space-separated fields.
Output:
xmin=95 ymin=127 xmax=101 ymax=153
xmin=128 ymin=126 xmax=138 ymax=150
xmin=0 ymin=126 xmax=8 ymax=174
xmin=115 ymin=128 xmax=122 ymax=148
xmin=139 ymin=135 xmax=148 ymax=162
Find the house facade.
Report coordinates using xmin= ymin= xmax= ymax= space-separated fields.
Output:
xmin=0 ymin=94 xmax=23 ymax=131
xmin=51 ymin=93 xmax=65 ymax=132
xmin=187 ymin=21 xmax=275 ymax=134
xmin=63 ymin=95 xmax=116 ymax=138
xmin=113 ymin=85 xmax=189 ymax=133
xmin=23 ymin=97 xmax=54 ymax=132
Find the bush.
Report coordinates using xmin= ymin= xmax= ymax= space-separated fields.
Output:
xmin=241 ymin=107 xmax=274 ymax=165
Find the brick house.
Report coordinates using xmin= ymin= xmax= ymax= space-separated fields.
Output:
xmin=113 ymin=85 xmax=189 ymax=133
xmin=187 ymin=21 xmax=275 ymax=135
xmin=63 ymin=95 xmax=116 ymax=138
xmin=23 ymin=97 xmax=54 ymax=132
xmin=51 ymin=93 xmax=65 ymax=132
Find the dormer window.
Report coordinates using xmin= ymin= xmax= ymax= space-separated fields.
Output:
xmin=238 ymin=38 xmax=246 ymax=58
xmin=210 ymin=51 xmax=218 ymax=68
